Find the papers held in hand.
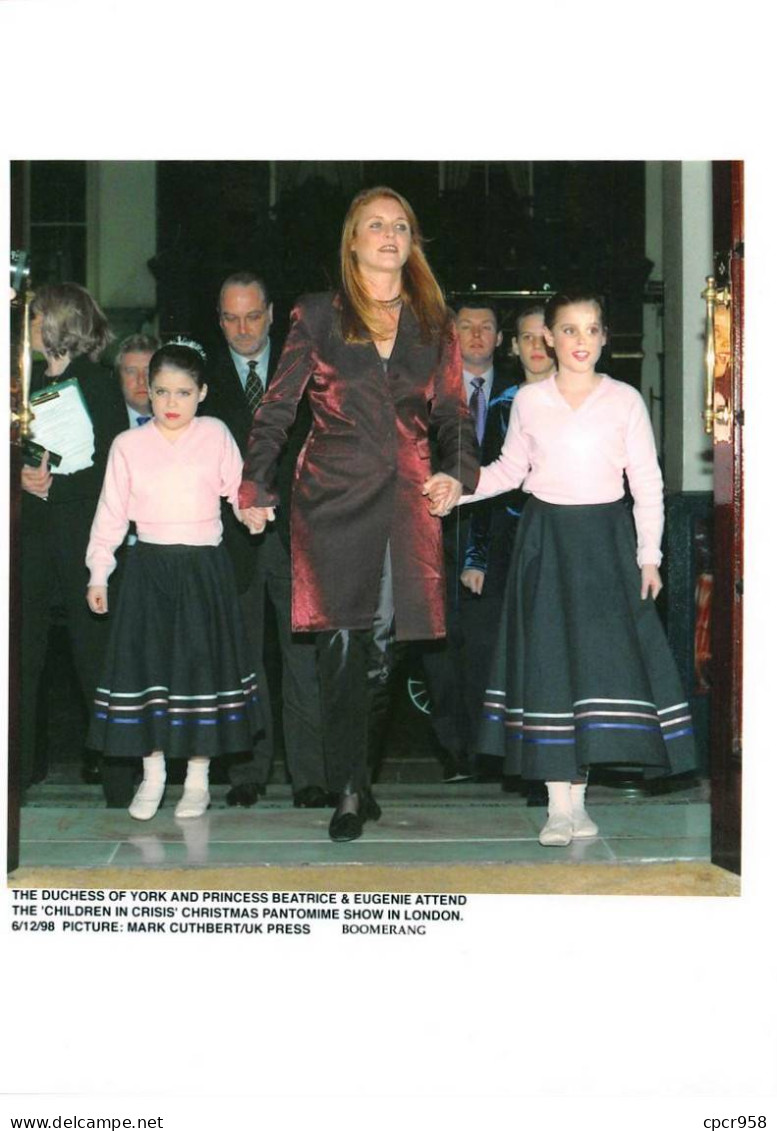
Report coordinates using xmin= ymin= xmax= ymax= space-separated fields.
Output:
xmin=29 ymin=377 xmax=95 ymax=475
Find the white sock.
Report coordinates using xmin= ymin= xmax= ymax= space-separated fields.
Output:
xmin=129 ymin=753 xmax=166 ymax=820
xmin=570 ymin=781 xmax=588 ymax=814
xmin=546 ymin=781 xmax=572 ymax=816
xmin=539 ymin=781 xmax=573 ymax=846
xmin=184 ymin=758 xmax=209 ymax=790
xmin=569 ymin=778 xmax=598 ymax=837
xmin=142 ymin=752 xmax=166 ymax=787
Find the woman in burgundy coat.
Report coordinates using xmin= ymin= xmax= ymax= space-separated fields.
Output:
xmin=239 ymin=185 xmax=480 ymax=841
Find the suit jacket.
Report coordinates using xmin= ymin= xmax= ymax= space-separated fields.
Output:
xmin=438 ymin=365 xmax=521 ymax=600
xmin=239 ymin=292 xmax=480 ymax=641
xmin=201 ymin=342 xmax=312 ymax=591
xmin=462 ymin=372 xmax=527 ymax=594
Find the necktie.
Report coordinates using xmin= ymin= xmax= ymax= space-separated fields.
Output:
xmin=245 ymin=360 xmax=264 ymax=415
xmin=136 ymin=415 xmax=151 ymax=426
xmin=469 ymin=377 xmax=486 ymax=445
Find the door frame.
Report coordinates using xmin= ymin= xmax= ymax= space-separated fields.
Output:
xmin=708 ymin=160 xmax=744 ymax=875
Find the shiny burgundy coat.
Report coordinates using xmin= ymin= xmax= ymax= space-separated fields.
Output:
xmin=238 ymin=292 xmax=480 ymax=640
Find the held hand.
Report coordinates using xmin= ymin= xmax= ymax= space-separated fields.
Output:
xmin=87 ymin=586 xmax=108 ymax=615
xmin=460 ymin=568 xmax=485 ymax=595
xmin=21 ymin=451 xmax=53 ymax=498
xmin=239 ymin=506 xmax=276 ymax=535
xmin=640 ymin=564 xmax=662 ymax=600
xmin=422 ymin=472 xmax=451 ymax=507
xmin=422 ymin=473 xmax=463 ymax=516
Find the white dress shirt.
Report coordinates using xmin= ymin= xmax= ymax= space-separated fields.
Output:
xmin=463 ymin=365 xmax=494 ymax=405
xmin=229 ymin=340 xmax=271 ymax=394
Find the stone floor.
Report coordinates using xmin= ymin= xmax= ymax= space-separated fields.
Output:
xmin=17 ymin=780 xmax=710 ymax=870
xmin=14 ymin=629 xmax=711 ymax=872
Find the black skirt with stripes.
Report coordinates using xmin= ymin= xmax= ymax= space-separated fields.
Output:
xmin=88 ymin=542 xmax=263 ymax=759
xmin=478 ymin=497 xmax=697 ymax=781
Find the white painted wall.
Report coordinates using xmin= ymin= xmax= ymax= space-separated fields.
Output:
xmin=644 ymin=161 xmax=664 ymax=455
xmin=661 ymin=161 xmax=714 ymax=493
xmin=86 ymin=161 xmax=156 ymax=308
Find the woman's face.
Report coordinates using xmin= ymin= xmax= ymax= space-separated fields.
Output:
xmin=512 ymin=313 xmax=554 ymax=380
xmin=350 ymin=196 xmax=412 ymax=277
xmin=150 ymin=365 xmax=207 ymax=434
xmin=30 ymin=310 xmax=45 ymax=354
xmin=543 ymin=302 xmax=606 ymax=375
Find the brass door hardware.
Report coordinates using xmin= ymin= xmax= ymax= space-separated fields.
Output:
xmin=702 ymin=274 xmax=732 ymax=435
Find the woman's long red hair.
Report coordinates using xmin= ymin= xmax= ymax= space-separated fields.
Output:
xmin=339 ymin=185 xmax=447 ymax=344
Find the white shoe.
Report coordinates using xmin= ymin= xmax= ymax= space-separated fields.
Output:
xmin=538 ymin=812 xmax=573 ymax=847
xmin=175 ymin=787 xmax=210 ymax=819
xmin=571 ymin=809 xmax=599 ymax=838
xmin=128 ymin=779 xmax=165 ymax=821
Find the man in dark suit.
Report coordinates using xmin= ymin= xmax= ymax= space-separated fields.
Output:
xmin=202 ymin=272 xmax=327 ymax=807
xmin=422 ymin=298 xmax=522 ymax=782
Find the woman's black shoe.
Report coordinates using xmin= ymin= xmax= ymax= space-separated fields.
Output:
xmin=329 ymin=808 xmax=364 ymax=842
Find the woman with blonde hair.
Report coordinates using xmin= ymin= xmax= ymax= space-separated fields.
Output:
xmin=21 ymin=283 xmax=128 ymax=797
xmin=239 ymin=186 xmax=479 ymax=841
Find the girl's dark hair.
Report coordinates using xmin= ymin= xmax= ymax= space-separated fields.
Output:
xmin=148 ymin=343 xmax=207 ymax=388
xmin=514 ymin=303 xmax=546 ymax=333
xmin=544 ymin=290 xmax=608 ymax=331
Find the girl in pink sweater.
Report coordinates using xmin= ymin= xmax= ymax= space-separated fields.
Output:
xmin=86 ymin=341 xmax=262 ymax=821
xmin=424 ymin=291 xmax=695 ymax=846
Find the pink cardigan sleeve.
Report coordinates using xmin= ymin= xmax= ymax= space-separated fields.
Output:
xmin=624 ymin=391 xmax=664 ymax=566
xmin=459 ymin=393 xmax=530 ymax=504
xmin=220 ymin=422 xmax=247 ymax=519
xmin=85 ymin=438 xmax=131 ymax=587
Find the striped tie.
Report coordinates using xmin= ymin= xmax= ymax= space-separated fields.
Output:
xmin=469 ymin=377 xmax=486 ymax=445
xmin=245 ymin=360 xmax=264 ymax=415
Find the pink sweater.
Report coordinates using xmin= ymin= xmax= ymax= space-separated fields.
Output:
xmin=462 ymin=374 xmax=665 ymax=565
xmin=86 ymin=416 xmax=243 ymax=586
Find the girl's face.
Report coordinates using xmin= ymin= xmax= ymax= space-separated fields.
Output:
xmin=543 ymin=302 xmax=606 ymax=376
xmin=350 ymin=196 xmax=412 ymax=277
xmin=150 ymin=365 xmax=207 ymax=434
xmin=512 ymin=313 xmax=554 ymax=379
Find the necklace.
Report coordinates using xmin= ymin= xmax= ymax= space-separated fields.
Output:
xmin=374 ymin=294 xmax=403 ymax=308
